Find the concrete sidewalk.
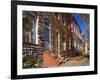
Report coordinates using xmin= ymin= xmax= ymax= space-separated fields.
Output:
xmin=59 ymin=56 xmax=89 ymax=67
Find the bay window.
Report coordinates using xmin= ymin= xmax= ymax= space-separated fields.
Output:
xmin=23 ymin=11 xmax=38 ymax=44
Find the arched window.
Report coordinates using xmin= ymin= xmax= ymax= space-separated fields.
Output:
xmin=43 ymin=17 xmax=50 ymax=51
xmin=23 ymin=11 xmax=37 ymax=44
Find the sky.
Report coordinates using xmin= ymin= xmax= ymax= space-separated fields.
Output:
xmin=73 ymin=14 xmax=89 ymax=40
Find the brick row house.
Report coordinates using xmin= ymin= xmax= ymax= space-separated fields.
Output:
xmin=22 ymin=11 xmax=85 ymax=68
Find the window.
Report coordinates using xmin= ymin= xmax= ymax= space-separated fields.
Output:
xmin=74 ymin=40 xmax=76 ymax=48
xmin=58 ymin=14 xmax=60 ymax=20
xmin=23 ymin=12 xmax=37 ymax=44
xmin=31 ymin=16 xmax=36 ymax=43
xmin=62 ymin=32 xmax=66 ymax=50
xmin=63 ymin=42 xmax=66 ymax=51
xmin=64 ymin=22 xmax=66 ymax=26
xmin=62 ymin=15 xmax=65 ymax=25
xmin=44 ymin=20 xmax=49 ymax=42
xmin=71 ymin=23 xmax=73 ymax=28
xmin=74 ymin=25 xmax=75 ymax=33
xmin=55 ymin=13 xmax=58 ymax=18
xmin=71 ymin=22 xmax=74 ymax=32
xmin=24 ymin=31 xmax=31 ymax=43
xmin=43 ymin=18 xmax=50 ymax=51
xmin=68 ymin=24 xmax=70 ymax=30
xmin=69 ymin=38 xmax=71 ymax=49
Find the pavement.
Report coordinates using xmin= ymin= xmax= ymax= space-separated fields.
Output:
xmin=59 ymin=56 xmax=89 ymax=67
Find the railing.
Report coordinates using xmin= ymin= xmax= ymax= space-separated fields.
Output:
xmin=23 ymin=43 xmax=44 ymax=68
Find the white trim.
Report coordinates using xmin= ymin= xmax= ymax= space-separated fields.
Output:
xmin=58 ymin=33 xmax=60 ymax=56
xmin=49 ymin=24 xmax=52 ymax=51
xmin=36 ymin=15 xmax=39 ymax=44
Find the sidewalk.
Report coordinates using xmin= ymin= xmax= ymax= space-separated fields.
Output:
xmin=42 ymin=52 xmax=89 ymax=67
xmin=59 ymin=56 xmax=89 ymax=67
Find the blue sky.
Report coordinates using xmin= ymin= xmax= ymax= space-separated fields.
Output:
xmin=73 ymin=14 xmax=89 ymax=40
